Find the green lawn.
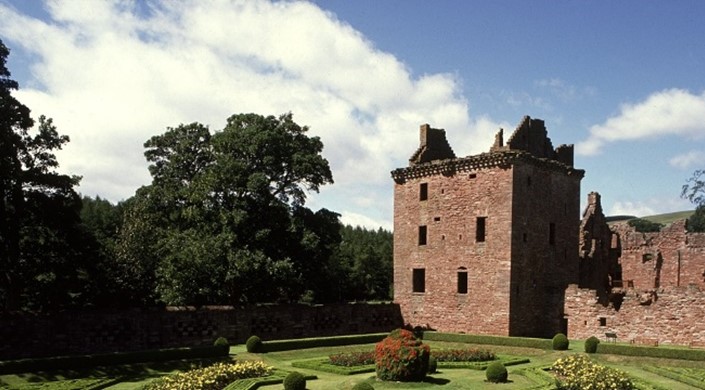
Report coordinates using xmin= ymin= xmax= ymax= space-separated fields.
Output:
xmin=3 ymin=340 xmax=705 ymax=389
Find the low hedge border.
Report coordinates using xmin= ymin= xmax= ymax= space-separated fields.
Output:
xmin=223 ymin=369 xmax=317 ymax=390
xmin=291 ymin=358 xmax=375 ymax=375
xmin=289 ymin=356 xmax=529 ymax=375
xmin=642 ymin=365 xmax=705 ymax=388
xmin=423 ymin=332 xmax=553 ymax=350
xmin=515 ymin=367 xmax=556 ymax=390
xmin=259 ymin=333 xmax=387 ymax=353
xmin=0 ymin=345 xmax=228 ymax=375
xmin=597 ymin=343 xmax=705 ymax=361
xmin=6 ymin=377 xmax=121 ymax=390
xmin=439 ymin=356 xmax=530 ymax=370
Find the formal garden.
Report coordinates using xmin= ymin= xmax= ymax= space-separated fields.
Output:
xmin=3 ymin=329 xmax=705 ymax=390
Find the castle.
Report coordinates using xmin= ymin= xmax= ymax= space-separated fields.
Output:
xmin=392 ymin=116 xmax=705 ymax=345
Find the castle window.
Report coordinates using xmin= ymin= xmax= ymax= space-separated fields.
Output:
xmin=457 ymin=267 xmax=468 ymax=294
xmin=599 ymin=317 xmax=607 ymax=327
xmin=469 ymin=173 xmax=477 ymax=179
xmin=476 ymin=217 xmax=486 ymax=242
xmin=412 ymin=268 xmax=425 ymax=293
xmin=418 ymin=225 xmax=427 ymax=246
xmin=420 ymin=183 xmax=428 ymax=201
xmin=523 ymin=233 xmax=527 ymax=243
xmin=549 ymin=223 xmax=556 ymax=245
xmin=527 ymin=176 xmax=532 ymax=186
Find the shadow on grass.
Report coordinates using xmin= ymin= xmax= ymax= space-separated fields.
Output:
xmin=424 ymin=376 xmax=451 ymax=385
xmin=10 ymin=356 xmax=232 ymax=384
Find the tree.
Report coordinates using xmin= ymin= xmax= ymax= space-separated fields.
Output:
xmin=118 ymin=113 xmax=336 ymax=305
xmin=1 ymin=40 xmax=85 ymax=311
xmin=627 ymin=218 xmax=662 ymax=233
xmin=681 ymin=170 xmax=705 ymax=232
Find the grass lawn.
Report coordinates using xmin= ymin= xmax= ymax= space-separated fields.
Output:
xmin=3 ymin=340 xmax=705 ymax=389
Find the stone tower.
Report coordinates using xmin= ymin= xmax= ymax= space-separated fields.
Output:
xmin=391 ymin=116 xmax=584 ymax=337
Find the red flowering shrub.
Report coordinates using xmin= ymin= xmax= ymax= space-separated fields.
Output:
xmin=329 ymin=351 xmax=375 ymax=366
xmin=375 ymin=328 xmax=430 ymax=382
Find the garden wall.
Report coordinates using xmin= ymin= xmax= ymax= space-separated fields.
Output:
xmin=0 ymin=303 xmax=403 ymax=359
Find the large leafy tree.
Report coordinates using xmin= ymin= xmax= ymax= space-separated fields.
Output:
xmin=0 ymin=40 xmax=86 ymax=311
xmin=682 ymin=169 xmax=705 ymax=232
xmin=118 ymin=113 xmax=337 ymax=305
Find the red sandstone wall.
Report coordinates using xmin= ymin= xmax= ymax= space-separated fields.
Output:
xmin=0 ymin=303 xmax=403 ymax=359
xmin=615 ymin=221 xmax=705 ymax=290
xmin=565 ymin=284 xmax=705 ymax=346
xmin=393 ymin=165 xmax=514 ymax=335
xmin=510 ymin=162 xmax=582 ymax=337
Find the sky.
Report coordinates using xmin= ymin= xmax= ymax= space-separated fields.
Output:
xmin=1 ymin=0 xmax=705 ymax=230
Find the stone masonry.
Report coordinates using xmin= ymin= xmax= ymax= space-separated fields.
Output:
xmin=392 ymin=116 xmax=584 ymax=338
xmin=566 ymin=192 xmax=705 ymax=346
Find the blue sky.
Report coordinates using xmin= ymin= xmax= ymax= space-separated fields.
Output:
xmin=2 ymin=0 xmax=704 ymax=229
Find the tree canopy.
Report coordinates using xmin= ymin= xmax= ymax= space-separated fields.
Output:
xmin=1 ymin=39 xmax=87 ymax=311
xmin=681 ymin=170 xmax=705 ymax=232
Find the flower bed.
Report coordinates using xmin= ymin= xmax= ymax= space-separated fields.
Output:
xmin=552 ymin=354 xmax=634 ymax=390
xmin=329 ymin=351 xmax=375 ymax=367
xmin=432 ymin=348 xmax=495 ymax=362
xmin=144 ymin=360 xmax=272 ymax=390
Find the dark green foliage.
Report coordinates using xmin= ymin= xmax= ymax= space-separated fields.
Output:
xmin=423 ymin=332 xmax=553 ymax=349
xmin=627 ymin=218 xmax=663 ymax=232
xmin=0 ymin=346 xmax=227 ymax=375
xmin=597 ymin=343 xmax=705 ymax=361
xmin=283 ymin=371 xmax=306 ymax=390
xmin=259 ymin=333 xmax=387 ymax=353
xmin=552 ymin=333 xmax=569 ymax=350
xmin=682 ymin=169 xmax=705 ymax=207
xmin=246 ymin=335 xmax=262 ymax=353
xmin=585 ymin=336 xmax=600 ymax=353
xmin=687 ymin=205 xmax=705 ymax=232
xmin=485 ymin=361 xmax=508 ymax=383
xmin=352 ymin=382 xmax=375 ymax=390
xmin=214 ymin=337 xmax=229 ymax=347
xmin=375 ymin=328 xmax=430 ymax=382
xmin=0 ymin=39 xmax=89 ymax=312
xmin=332 ymin=225 xmax=393 ymax=302
xmin=428 ymin=356 xmax=437 ymax=373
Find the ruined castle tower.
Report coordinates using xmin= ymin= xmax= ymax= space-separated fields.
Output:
xmin=391 ymin=116 xmax=584 ymax=338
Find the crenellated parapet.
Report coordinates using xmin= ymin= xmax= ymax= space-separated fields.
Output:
xmin=393 ymin=116 xmax=583 ymax=184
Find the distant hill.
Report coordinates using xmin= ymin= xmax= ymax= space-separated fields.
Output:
xmin=606 ymin=210 xmax=695 ymax=226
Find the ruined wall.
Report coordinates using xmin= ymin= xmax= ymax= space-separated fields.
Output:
xmin=0 ymin=303 xmax=403 ymax=359
xmin=393 ymin=161 xmax=514 ymax=335
xmin=614 ymin=220 xmax=705 ymax=290
xmin=565 ymin=284 xmax=705 ymax=347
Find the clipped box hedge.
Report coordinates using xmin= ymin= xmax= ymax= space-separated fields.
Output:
xmin=259 ymin=333 xmax=387 ymax=353
xmin=423 ymin=332 xmax=553 ymax=350
xmin=597 ymin=343 xmax=705 ymax=361
xmin=0 ymin=345 xmax=228 ymax=374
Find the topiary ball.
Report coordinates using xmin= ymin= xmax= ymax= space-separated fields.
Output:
xmin=428 ymin=356 xmax=437 ymax=374
xmin=213 ymin=336 xmax=229 ymax=347
xmin=283 ymin=371 xmax=306 ymax=390
xmin=352 ymin=382 xmax=375 ymax=390
xmin=246 ymin=335 xmax=263 ymax=353
xmin=585 ymin=336 xmax=600 ymax=353
xmin=552 ymin=333 xmax=569 ymax=350
xmin=485 ymin=361 xmax=508 ymax=383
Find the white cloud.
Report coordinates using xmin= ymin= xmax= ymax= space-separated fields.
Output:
xmin=669 ymin=150 xmax=705 ymax=170
xmin=608 ymin=201 xmax=655 ymax=217
xmin=0 ymin=0 xmax=490 ymax=227
xmin=340 ymin=211 xmax=392 ymax=231
xmin=577 ymin=89 xmax=705 ymax=155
